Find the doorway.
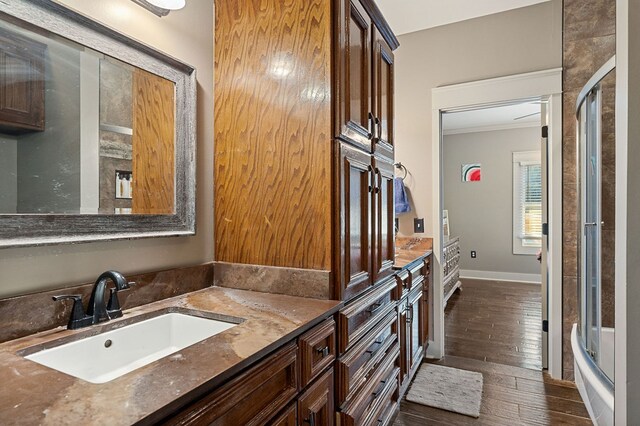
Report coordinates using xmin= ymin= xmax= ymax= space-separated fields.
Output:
xmin=428 ymin=69 xmax=563 ymax=379
xmin=440 ymin=100 xmax=545 ymax=370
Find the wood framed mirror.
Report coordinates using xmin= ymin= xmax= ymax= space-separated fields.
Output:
xmin=0 ymin=0 xmax=196 ymax=248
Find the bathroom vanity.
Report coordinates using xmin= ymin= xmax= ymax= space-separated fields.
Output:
xmin=0 ymin=286 xmax=341 ymax=425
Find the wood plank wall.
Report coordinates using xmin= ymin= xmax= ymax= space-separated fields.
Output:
xmin=132 ymin=68 xmax=175 ymax=214
xmin=214 ymin=0 xmax=333 ymax=270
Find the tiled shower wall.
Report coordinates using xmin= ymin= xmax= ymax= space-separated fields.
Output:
xmin=562 ymin=0 xmax=616 ymax=380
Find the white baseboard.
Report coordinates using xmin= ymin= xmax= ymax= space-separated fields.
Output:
xmin=460 ymin=269 xmax=541 ymax=284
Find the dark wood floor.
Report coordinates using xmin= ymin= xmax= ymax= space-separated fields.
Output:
xmin=445 ymin=279 xmax=542 ymax=370
xmin=395 ymin=279 xmax=592 ymax=425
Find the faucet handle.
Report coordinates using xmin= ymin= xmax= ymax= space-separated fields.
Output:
xmin=106 ymin=282 xmax=134 ymax=320
xmin=106 ymin=288 xmax=124 ymax=319
xmin=52 ymin=294 xmax=82 ymax=303
xmin=52 ymin=295 xmax=93 ymax=330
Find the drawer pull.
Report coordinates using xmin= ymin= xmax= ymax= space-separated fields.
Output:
xmin=367 ymin=303 xmax=382 ymax=313
xmin=372 ymin=380 xmax=387 ymax=398
xmin=316 ymin=346 xmax=330 ymax=357
xmin=365 ymin=338 xmax=386 ymax=355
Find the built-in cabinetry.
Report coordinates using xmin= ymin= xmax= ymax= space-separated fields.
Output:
xmin=214 ymin=1 xmax=430 ymax=424
xmin=0 ymin=27 xmax=45 ymax=134
xmin=158 ymin=253 xmax=431 ymax=425
xmin=163 ymin=319 xmax=337 ymax=425
xmin=443 ymin=237 xmax=461 ymax=305
xmin=395 ymin=257 xmax=430 ymax=396
xmin=214 ymin=0 xmax=399 ymax=301
xmin=335 ymin=0 xmax=396 ymax=158
xmin=335 ymin=254 xmax=431 ymax=424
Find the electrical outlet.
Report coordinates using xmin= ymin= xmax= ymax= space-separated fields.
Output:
xmin=471 ymin=250 xmax=477 ymax=258
xmin=414 ymin=218 xmax=424 ymax=233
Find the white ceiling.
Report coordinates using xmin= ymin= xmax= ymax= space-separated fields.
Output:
xmin=442 ymin=102 xmax=541 ymax=134
xmin=376 ymin=0 xmax=551 ymax=35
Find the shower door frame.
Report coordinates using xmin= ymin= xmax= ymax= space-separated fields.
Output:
xmin=575 ymin=56 xmax=616 ymax=386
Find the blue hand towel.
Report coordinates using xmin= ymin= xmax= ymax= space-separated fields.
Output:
xmin=394 ymin=177 xmax=411 ymax=213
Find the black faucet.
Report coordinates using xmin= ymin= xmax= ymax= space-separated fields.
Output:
xmin=53 ymin=271 xmax=134 ymax=330
xmin=87 ymin=271 xmax=131 ymax=323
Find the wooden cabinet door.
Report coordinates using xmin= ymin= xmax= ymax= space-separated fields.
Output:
xmin=335 ymin=0 xmax=373 ymax=152
xmin=421 ymin=259 xmax=431 ymax=346
xmin=398 ymin=296 xmax=409 ymax=389
xmin=372 ymin=27 xmax=394 ymax=160
xmin=298 ymin=369 xmax=334 ymax=426
xmin=0 ymin=28 xmax=45 ymax=134
xmin=270 ymin=403 xmax=297 ymax=426
xmin=337 ymin=143 xmax=373 ymax=300
xmin=408 ymin=287 xmax=424 ymax=376
xmin=372 ymin=157 xmax=395 ymax=284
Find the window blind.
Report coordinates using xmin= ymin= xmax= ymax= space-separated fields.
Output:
xmin=519 ymin=163 xmax=542 ymax=247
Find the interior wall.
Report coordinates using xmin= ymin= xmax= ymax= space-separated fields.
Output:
xmin=443 ymin=127 xmax=541 ymax=276
xmin=0 ymin=0 xmax=214 ymax=298
xmin=562 ymin=0 xmax=616 ymax=381
xmin=393 ymin=0 xmax=562 ymax=237
xmin=0 ymin=136 xmax=17 ymax=213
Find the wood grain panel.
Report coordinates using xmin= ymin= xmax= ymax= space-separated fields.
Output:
xmin=132 ymin=68 xmax=175 ymax=214
xmin=214 ymin=0 xmax=332 ymax=270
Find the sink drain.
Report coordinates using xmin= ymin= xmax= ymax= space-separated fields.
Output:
xmin=104 ymin=339 xmax=113 ymax=348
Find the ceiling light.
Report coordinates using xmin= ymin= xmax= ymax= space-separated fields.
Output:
xmin=146 ymin=0 xmax=186 ymax=10
xmin=130 ymin=0 xmax=185 ymax=17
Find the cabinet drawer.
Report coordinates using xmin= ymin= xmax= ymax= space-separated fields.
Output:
xmin=407 ymin=262 xmax=423 ymax=284
xmin=394 ymin=269 xmax=410 ymax=298
xmin=164 ymin=343 xmax=298 ymax=426
xmin=299 ymin=318 xmax=336 ymax=388
xmin=337 ymin=278 xmax=396 ymax=354
xmin=269 ymin=403 xmax=297 ymax=426
xmin=373 ymin=385 xmax=399 ymax=426
xmin=338 ymin=344 xmax=400 ymax=426
xmin=336 ymin=310 xmax=397 ymax=405
xmin=408 ymin=257 xmax=430 ymax=285
xmin=298 ymin=368 xmax=334 ymax=426
xmin=423 ymin=256 xmax=431 ymax=277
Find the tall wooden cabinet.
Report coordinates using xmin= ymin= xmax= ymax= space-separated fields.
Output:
xmin=215 ymin=1 xmax=400 ymax=424
xmin=215 ymin=0 xmax=399 ymax=301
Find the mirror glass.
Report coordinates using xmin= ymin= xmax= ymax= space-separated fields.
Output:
xmin=0 ymin=17 xmax=176 ymax=215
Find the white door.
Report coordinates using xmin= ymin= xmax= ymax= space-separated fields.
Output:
xmin=541 ymin=102 xmax=549 ymax=370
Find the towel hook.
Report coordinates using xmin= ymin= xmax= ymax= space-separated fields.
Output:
xmin=394 ymin=162 xmax=408 ymax=180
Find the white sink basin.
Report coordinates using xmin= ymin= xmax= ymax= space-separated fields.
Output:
xmin=24 ymin=312 xmax=238 ymax=384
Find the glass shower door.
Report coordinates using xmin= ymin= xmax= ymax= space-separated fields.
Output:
xmin=580 ymin=91 xmax=601 ymax=361
xmin=576 ymin=57 xmax=615 ymax=384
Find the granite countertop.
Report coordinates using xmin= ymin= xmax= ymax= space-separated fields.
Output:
xmin=393 ymin=237 xmax=433 ymax=269
xmin=0 ymin=287 xmax=341 ymax=425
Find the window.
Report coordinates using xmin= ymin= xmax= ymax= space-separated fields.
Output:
xmin=513 ymin=151 xmax=542 ymax=255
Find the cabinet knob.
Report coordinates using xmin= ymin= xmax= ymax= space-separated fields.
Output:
xmin=304 ymin=412 xmax=316 ymax=426
xmin=316 ymin=346 xmax=330 ymax=357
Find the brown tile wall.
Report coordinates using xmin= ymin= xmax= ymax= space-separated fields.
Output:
xmin=562 ymin=0 xmax=616 ymax=380
xmin=0 ymin=263 xmax=213 ymax=343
